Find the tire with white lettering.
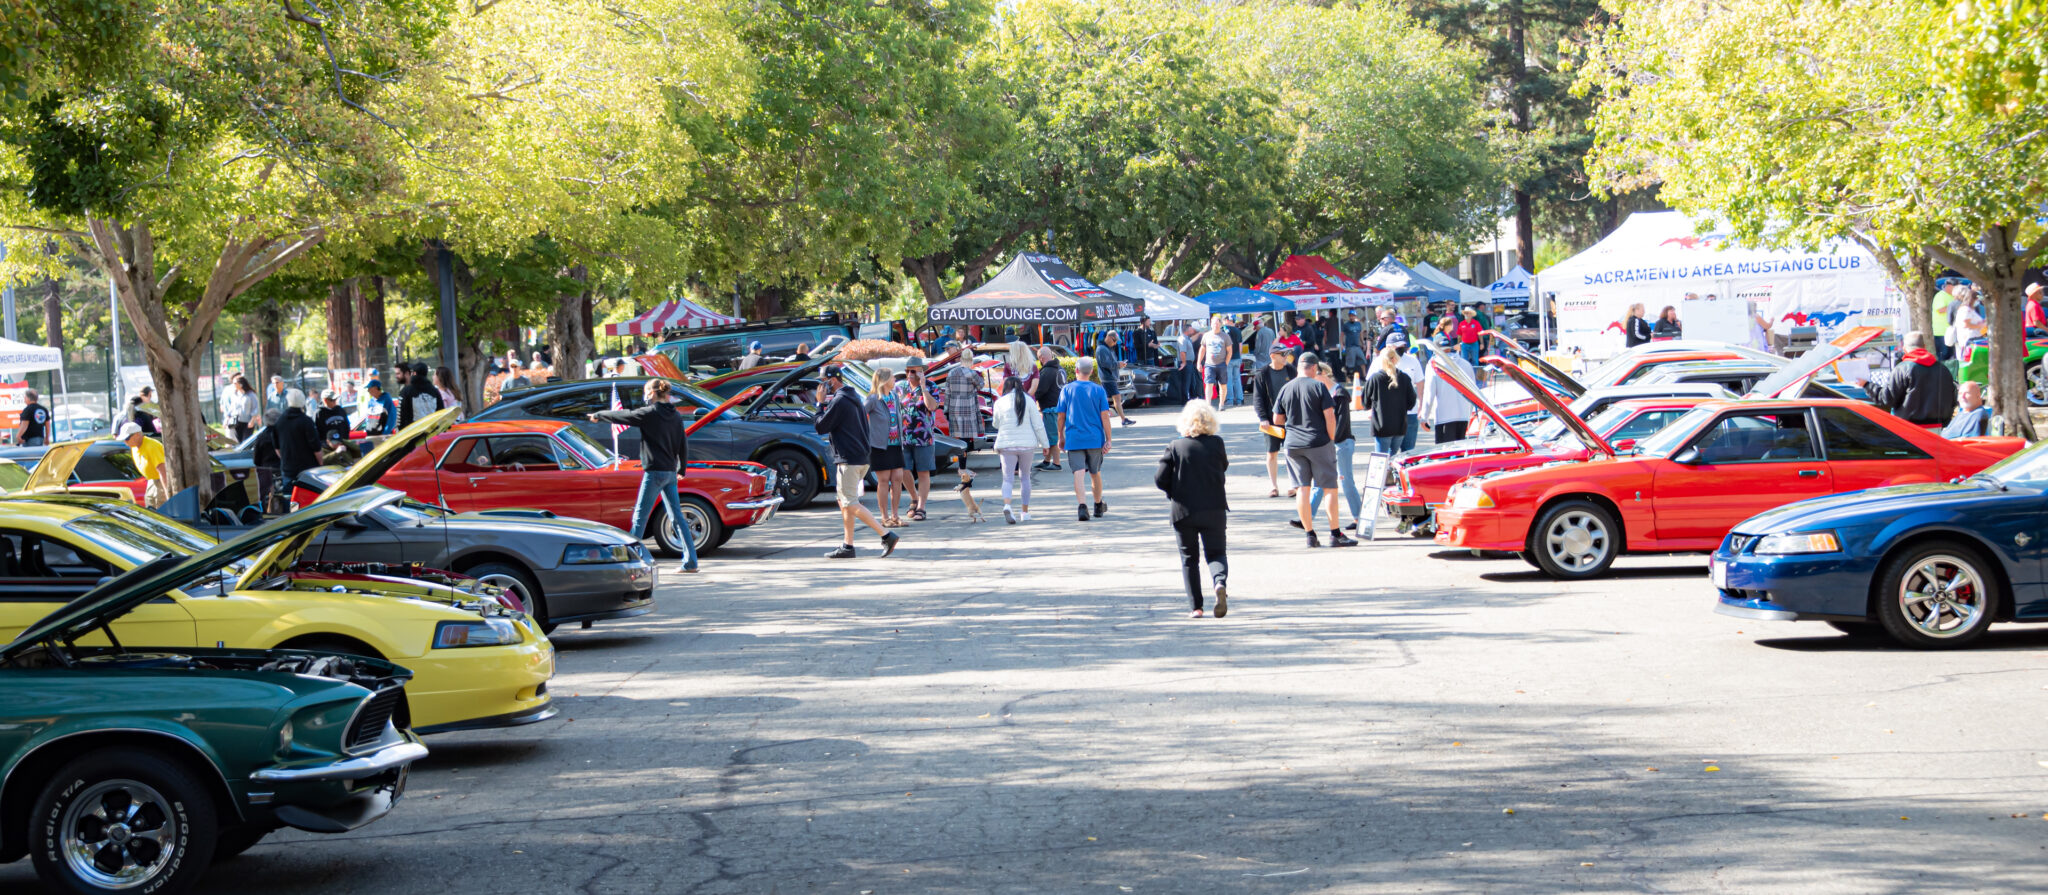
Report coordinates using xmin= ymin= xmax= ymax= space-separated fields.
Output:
xmin=30 ymin=748 xmax=217 ymax=895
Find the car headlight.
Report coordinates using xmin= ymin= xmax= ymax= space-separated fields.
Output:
xmin=563 ymin=543 xmax=632 ymax=564
xmin=1450 ymin=484 xmax=1496 ymax=509
xmin=1754 ymin=531 xmax=1840 ymax=555
xmin=432 ymin=618 xmax=522 ymax=649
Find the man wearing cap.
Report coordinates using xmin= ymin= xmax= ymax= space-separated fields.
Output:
xmin=119 ymin=422 xmax=169 ymax=507
xmin=812 ymin=364 xmax=900 ymax=558
xmin=360 ymin=378 xmax=395 ymax=435
xmin=253 ymin=389 xmax=322 ymax=511
xmin=738 ymin=341 xmax=767 ymax=370
xmin=315 ymin=389 xmax=353 ymax=444
xmin=1251 ymin=342 xmax=1297 ymax=498
xmin=591 ymin=378 xmax=700 ymax=571
xmin=2025 ymin=283 xmax=2047 ymax=338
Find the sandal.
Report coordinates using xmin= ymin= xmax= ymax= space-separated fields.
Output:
xmin=911 ymin=508 xmax=927 ymax=521
xmin=1268 ymin=488 xmax=1279 ymax=498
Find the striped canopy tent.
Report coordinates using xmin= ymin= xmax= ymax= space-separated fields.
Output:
xmin=604 ymin=298 xmax=744 ymax=337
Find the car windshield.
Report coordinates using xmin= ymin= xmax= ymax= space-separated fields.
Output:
xmin=1631 ymin=406 xmax=1719 ymax=458
xmin=65 ymin=513 xmax=249 ymax=586
xmin=1973 ymin=438 xmax=2048 ymax=487
xmin=555 ymin=425 xmax=618 ymax=467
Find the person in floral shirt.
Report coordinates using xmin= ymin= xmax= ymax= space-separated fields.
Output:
xmin=896 ymin=358 xmax=943 ymax=521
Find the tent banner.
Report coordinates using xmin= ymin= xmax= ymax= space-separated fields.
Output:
xmin=927 ymin=298 xmax=1140 ymax=325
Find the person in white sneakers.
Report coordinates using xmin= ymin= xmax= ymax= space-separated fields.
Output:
xmin=991 ymin=372 xmax=1049 ymax=523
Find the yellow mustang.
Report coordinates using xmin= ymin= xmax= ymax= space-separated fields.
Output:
xmin=0 ymin=484 xmax=556 ymax=734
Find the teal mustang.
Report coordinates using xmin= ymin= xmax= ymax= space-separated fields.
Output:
xmin=0 ymin=491 xmax=428 ymax=895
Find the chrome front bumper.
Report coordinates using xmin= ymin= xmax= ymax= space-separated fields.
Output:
xmin=251 ymin=740 xmax=429 ymax=783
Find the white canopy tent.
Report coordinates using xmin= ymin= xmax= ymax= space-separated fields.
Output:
xmin=0 ymin=336 xmax=61 ymax=377
xmin=1099 ymin=272 xmax=1212 ymax=322
xmin=1485 ymin=265 xmax=1533 ymax=302
xmin=1543 ymin=211 xmax=1891 ymax=358
xmin=1411 ymin=262 xmax=1491 ymax=305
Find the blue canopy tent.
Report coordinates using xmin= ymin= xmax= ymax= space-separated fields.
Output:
xmin=1192 ymin=287 xmax=1293 ymax=315
xmin=1359 ymin=255 xmax=1457 ymax=304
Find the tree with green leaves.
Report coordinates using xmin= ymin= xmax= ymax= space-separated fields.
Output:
xmin=0 ymin=0 xmax=445 ymax=494
xmin=1583 ymin=0 xmax=2047 ymax=436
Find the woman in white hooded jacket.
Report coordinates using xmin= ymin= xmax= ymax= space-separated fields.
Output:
xmin=992 ymin=372 xmax=1049 ymax=524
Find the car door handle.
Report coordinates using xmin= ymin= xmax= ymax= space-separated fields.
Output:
xmin=469 ymin=476 xmax=487 ymax=484
xmin=1797 ymin=469 xmax=1821 ymax=478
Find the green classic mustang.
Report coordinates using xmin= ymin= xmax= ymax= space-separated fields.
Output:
xmin=0 ymin=491 xmax=428 ymax=895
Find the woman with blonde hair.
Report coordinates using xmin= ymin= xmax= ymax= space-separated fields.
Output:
xmin=1155 ymin=399 xmax=1231 ymax=618
xmin=1623 ymin=302 xmax=1652 ymax=347
xmin=1360 ymin=346 xmax=1416 ymax=455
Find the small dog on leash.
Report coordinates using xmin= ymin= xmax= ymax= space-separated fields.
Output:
xmin=953 ymin=468 xmax=986 ymax=522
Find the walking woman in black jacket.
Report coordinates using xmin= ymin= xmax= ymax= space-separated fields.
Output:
xmin=1155 ymin=399 xmax=1231 ymax=618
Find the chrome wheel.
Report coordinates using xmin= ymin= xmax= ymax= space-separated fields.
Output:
xmin=62 ymin=780 xmax=178 ymax=890
xmin=1542 ymin=509 xmax=1611 ymax=573
xmin=475 ymin=573 xmax=530 ymax=613
xmin=1896 ymin=554 xmax=1988 ymax=640
xmin=2028 ymin=364 xmax=2048 ymax=407
xmin=675 ymin=500 xmax=712 ymax=551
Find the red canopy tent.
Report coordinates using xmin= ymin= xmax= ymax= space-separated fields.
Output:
xmin=604 ymin=298 xmax=743 ymax=337
xmin=1255 ymin=255 xmax=1392 ymax=309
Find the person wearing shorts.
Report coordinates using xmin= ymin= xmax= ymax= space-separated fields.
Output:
xmin=1056 ymin=357 xmax=1114 ymax=522
xmin=813 ymin=364 xmax=898 ymax=558
xmin=865 ymin=374 xmax=907 ymax=527
xmin=1197 ymin=314 xmax=1234 ymax=403
xmin=1270 ymin=352 xmax=1356 ymax=548
xmin=895 ymin=358 xmax=942 ymax=521
xmin=1250 ymin=344 xmax=1296 ymax=497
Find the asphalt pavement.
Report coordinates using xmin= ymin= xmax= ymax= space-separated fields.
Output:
xmin=13 ymin=400 xmax=2048 ymax=893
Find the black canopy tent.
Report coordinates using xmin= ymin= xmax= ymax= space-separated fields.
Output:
xmin=927 ymin=252 xmax=1144 ymax=326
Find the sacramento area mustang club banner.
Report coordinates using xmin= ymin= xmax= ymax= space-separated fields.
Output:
xmin=1545 ymin=211 xmax=1897 ymax=357
xmin=927 ymin=253 xmax=1143 ymax=325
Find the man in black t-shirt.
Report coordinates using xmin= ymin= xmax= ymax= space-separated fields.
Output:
xmin=1270 ymin=352 xmax=1356 ymax=548
xmin=15 ymin=389 xmax=48 ymax=446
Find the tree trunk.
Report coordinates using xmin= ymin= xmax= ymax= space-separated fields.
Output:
xmin=357 ymin=275 xmax=390 ymax=371
xmin=252 ymin=303 xmax=283 ymax=385
xmin=1156 ymin=234 xmax=1202 ymax=288
xmin=326 ymin=278 xmax=358 ymax=372
xmin=1928 ymin=223 xmax=2042 ymax=440
xmin=68 ymin=217 xmax=323 ymax=497
xmin=42 ymin=275 xmax=62 ymax=351
xmin=453 ymin=268 xmax=490 ymax=411
xmin=902 ymin=255 xmax=948 ymax=307
xmin=547 ymin=265 xmax=594 ymax=383
xmin=1850 ymin=236 xmax=1939 ymax=342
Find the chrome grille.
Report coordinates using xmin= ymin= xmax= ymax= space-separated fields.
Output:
xmin=345 ymin=687 xmax=404 ymax=753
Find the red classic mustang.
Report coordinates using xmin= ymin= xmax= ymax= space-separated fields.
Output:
xmin=1433 ymin=383 xmax=2025 ymax=580
xmin=1385 ymin=357 xmax=1719 ymax=536
xmin=376 ymin=420 xmax=781 ymax=556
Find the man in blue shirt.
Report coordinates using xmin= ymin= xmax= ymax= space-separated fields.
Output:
xmin=1941 ymin=381 xmax=1990 ymax=439
xmin=1055 ymin=357 xmax=1114 ymax=522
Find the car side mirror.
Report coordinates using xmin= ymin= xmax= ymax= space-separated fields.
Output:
xmin=1611 ymin=438 xmax=1637 ymax=453
xmin=331 ymin=517 xmax=366 ymax=531
xmin=1672 ymin=446 xmax=1699 ymax=464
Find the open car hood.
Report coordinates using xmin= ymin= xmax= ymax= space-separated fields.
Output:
xmin=742 ymin=337 xmax=849 ymax=417
xmin=313 ymin=407 xmax=461 ymax=504
xmin=1744 ymin=325 xmax=1884 ymax=399
xmin=635 ymin=353 xmax=690 ymax=380
xmin=22 ymin=439 xmax=95 ymax=493
xmin=1428 ymin=357 xmax=1532 ymax=453
xmin=2 ymin=488 xmax=402 ymax=660
xmin=1484 ymin=333 xmax=1587 ymax=398
xmin=1485 ymin=357 xmax=1614 ymax=458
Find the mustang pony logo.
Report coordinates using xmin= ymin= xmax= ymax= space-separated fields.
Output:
xmin=1658 ymin=235 xmax=1727 ymax=249
xmin=1780 ymin=311 xmax=1850 ymax=328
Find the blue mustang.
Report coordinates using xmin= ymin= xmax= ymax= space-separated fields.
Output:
xmin=1712 ymin=439 xmax=2048 ymax=648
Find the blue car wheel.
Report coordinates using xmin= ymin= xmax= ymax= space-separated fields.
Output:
xmin=1875 ymin=541 xmax=1998 ymax=649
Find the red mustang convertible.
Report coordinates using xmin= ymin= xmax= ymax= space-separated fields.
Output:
xmin=377 ymin=420 xmax=781 ymax=556
xmin=1433 ymin=374 xmax=2024 ymax=579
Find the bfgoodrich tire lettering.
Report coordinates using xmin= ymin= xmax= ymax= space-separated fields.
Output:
xmin=30 ymin=748 xmax=217 ymax=895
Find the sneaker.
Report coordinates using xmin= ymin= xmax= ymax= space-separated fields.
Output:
xmin=1305 ymin=531 xmax=1321 ymax=548
xmin=1003 ymin=506 xmax=1017 ymax=524
xmin=1093 ymin=501 xmax=1106 ymax=518
xmin=1328 ymin=529 xmax=1358 ymax=547
xmin=1019 ymin=511 xmax=1032 ymax=522
xmin=879 ymin=531 xmax=900 ymax=557
xmin=826 ymin=544 xmax=856 ymax=559
xmin=1077 ymin=503 xmax=1091 ymax=522
xmin=1213 ymin=584 xmax=1228 ymax=618
xmin=1033 ymin=461 xmax=1053 ymax=471
xmin=1288 ymin=519 xmax=1304 ymax=530
xmin=1049 ymin=463 xmax=1063 ymax=471
xmin=1121 ymin=419 xmax=1137 ymax=427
